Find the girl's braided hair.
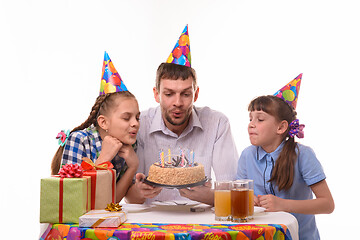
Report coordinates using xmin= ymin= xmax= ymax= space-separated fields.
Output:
xmin=51 ymin=91 xmax=135 ymax=174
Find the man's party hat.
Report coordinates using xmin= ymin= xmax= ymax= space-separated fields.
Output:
xmin=274 ymin=73 xmax=302 ymax=109
xmin=99 ymin=51 xmax=128 ymax=95
xmin=166 ymin=25 xmax=191 ymax=67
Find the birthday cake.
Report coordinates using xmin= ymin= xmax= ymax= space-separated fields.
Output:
xmin=147 ymin=154 xmax=205 ymax=186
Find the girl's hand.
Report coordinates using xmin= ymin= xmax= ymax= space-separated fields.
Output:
xmin=257 ymin=180 xmax=335 ymax=215
xmin=118 ymin=144 xmax=139 ymax=169
xmin=96 ymin=135 xmax=123 ymax=164
xmin=258 ymin=194 xmax=283 ymax=212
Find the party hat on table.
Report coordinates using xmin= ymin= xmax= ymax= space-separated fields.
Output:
xmin=99 ymin=51 xmax=128 ymax=95
xmin=166 ymin=24 xmax=191 ymax=67
xmin=274 ymin=73 xmax=302 ymax=109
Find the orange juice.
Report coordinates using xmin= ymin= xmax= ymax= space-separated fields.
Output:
xmin=214 ymin=190 xmax=231 ymax=220
xmin=248 ymin=189 xmax=254 ymax=217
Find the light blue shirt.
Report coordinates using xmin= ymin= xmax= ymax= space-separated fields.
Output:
xmin=237 ymin=142 xmax=326 ymax=240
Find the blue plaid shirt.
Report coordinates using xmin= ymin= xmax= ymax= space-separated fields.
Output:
xmin=61 ymin=124 xmax=128 ymax=181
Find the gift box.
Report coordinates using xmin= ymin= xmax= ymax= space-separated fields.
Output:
xmin=40 ymin=176 xmax=91 ymax=223
xmin=79 ymin=209 xmax=127 ymax=227
xmin=82 ymin=158 xmax=116 ymax=209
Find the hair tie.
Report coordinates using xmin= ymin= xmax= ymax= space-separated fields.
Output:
xmin=56 ymin=130 xmax=70 ymax=146
xmin=289 ymin=119 xmax=305 ymax=138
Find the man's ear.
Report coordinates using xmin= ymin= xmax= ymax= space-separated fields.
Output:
xmin=97 ymin=115 xmax=109 ymax=131
xmin=153 ymin=87 xmax=160 ymax=103
xmin=277 ymin=120 xmax=289 ymax=135
xmin=194 ymin=87 xmax=199 ymax=102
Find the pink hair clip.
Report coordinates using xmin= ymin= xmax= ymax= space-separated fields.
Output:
xmin=56 ymin=130 xmax=70 ymax=146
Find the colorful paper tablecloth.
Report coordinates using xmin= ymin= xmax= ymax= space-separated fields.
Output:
xmin=40 ymin=222 xmax=292 ymax=240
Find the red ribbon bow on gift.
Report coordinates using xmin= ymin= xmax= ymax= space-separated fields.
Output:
xmin=81 ymin=157 xmax=114 ymax=170
xmin=58 ymin=163 xmax=83 ymax=178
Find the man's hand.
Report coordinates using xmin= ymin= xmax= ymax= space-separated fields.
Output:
xmin=134 ymin=173 xmax=163 ymax=199
xmin=178 ymin=181 xmax=214 ymax=206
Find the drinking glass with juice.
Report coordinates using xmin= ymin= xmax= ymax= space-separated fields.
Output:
xmin=231 ymin=180 xmax=249 ymax=222
xmin=245 ymin=179 xmax=254 ymax=219
xmin=214 ymin=181 xmax=231 ymax=221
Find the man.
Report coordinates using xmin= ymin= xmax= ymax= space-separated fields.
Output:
xmin=125 ymin=62 xmax=238 ymax=205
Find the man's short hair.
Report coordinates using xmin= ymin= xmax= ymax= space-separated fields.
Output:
xmin=155 ymin=63 xmax=197 ymax=90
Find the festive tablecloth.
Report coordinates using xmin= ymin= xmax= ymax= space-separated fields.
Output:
xmin=40 ymin=222 xmax=292 ymax=240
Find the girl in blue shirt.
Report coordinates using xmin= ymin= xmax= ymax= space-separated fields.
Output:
xmin=237 ymin=95 xmax=334 ymax=240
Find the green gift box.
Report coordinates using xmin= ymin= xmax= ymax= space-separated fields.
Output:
xmin=40 ymin=176 xmax=91 ymax=223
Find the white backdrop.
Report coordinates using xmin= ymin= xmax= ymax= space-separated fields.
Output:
xmin=1 ymin=0 xmax=359 ymax=239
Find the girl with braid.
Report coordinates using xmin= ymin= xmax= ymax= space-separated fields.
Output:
xmin=236 ymin=76 xmax=334 ymax=240
xmin=51 ymin=52 xmax=140 ymax=202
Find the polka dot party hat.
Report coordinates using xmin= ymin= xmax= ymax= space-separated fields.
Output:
xmin=274 ymin=73 xmax=302 ymax=109
xmin=99 ymin=51 xmax=128 ymax=95
xmin=166 ymin=24 xmax=191 ymax=67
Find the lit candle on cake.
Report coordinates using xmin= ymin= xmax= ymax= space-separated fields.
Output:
xmin=168 ymin=148 xmax=171 ymax=164
xmin=190 ymin=150 xmax=194 ymax=166
xmin=158 ymin=150 xmax=162 ymax=165
xmin=181 ymin=150 xmax=185 ymax=167
xmin=161 ymin=151 xmax=165 ymax=168
xmin=192 ymin=150 xmax=195 ymax=166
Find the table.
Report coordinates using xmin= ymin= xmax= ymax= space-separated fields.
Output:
xmin=40 ymin=203 xmax=299 ymax=240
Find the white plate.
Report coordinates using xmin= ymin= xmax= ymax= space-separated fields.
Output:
xmin=122 ymin=204 xmax=153 ymax=212
xmin=152 ymin=200 xmax=201 ymax=206
xmin=211 ymin=206 xmax=265 ymax=214
xmin=254 ymin=206 xmax=266 ymax=214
